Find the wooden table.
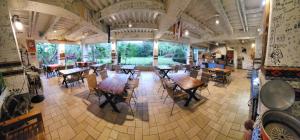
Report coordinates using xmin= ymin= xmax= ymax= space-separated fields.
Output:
xmin=169 ymin=74 xmax=204 ymax=106
xmin=97 ymin=74 xmax=129 ymax=112
xmin=157 ymin=65 xmax=173 ymax=78
xmin=121 ymin=65 xmax=136 ymax=75
xmin=59 ymin=68 xmax=88 ymax=88
xmin=90 ymin=64 xmax=105 ymax=75
xmin=208 ymin=68 xmax=231 ymax=74
xmin=76 ymin=62 xmax=92 ymax=67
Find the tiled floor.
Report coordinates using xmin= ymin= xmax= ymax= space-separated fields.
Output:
xmin=33 ymin=69 xmax=250 ymax=140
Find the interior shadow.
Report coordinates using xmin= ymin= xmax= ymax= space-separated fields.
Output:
xmin=74 ymin=91 xmax=149 ymax=124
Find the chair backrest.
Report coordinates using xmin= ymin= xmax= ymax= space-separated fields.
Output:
xmin=87 ymin=73 xmax=97 ymax=92
xmin=185 ymin=65 xmax=192 ymax=70
xmin=100 ymin=70 xmax=108 ymax=80
xmin=114 ymin=65 xmax=121 ymax=73
xmin=83 ymin=69 xmax=90 ymax=75
xmin=201 ymin=72 xmax=211 ymax=84
xmin=215 ymin=70 xmax=225 ymax=77
xmin=174 ymin=65 xmax=179 ymax=73
xmin=190 ymin=70 xmax=199 ymax=78
xmin=202 ymin=68 xmax=209 ymax=73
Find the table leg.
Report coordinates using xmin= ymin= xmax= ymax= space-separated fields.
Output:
xmin=163 ymin=70 xmax=170 ymax=78
xmin=62 ymin=75 xmax=68 ymax=88
xmin=184 ymin=89 xmax=200 ymax=106
xmin=100 ymin=93 xmax=120 ymax=113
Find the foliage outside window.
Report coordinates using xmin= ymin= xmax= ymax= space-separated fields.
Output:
xmin=86 ymin=43 xmax=111 ymax=63
xmin=65 ymin=44 xmax=82 ymax=65
xmin=94 ymin=43 xmax=111 ymax=63
xmin=36 ymin=42 xmax=58 ymax=65
xmin=117 ymin=41 xmax=153 ymax=66
xmin=158 ymin=41 xmax=188 ymax=65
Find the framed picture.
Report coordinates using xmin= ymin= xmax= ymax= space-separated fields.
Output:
xmin=26 ymin=39 xmax=36 ymax=53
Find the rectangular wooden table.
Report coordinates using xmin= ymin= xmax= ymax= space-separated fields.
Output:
xmin=97 ymin=74 xmax=129 ymax=112
xmin=169 ymin=74 xmax=204 ymax=106
xmin=59 ymin=68 xmax=89 ymax=88
xmin=90 ymin=64 xmax=105 ymax=75
xmin=157 ymin=65 xmax=173 ymax=78
xmin=208 ymin=68 xmax=231 ymax=74
xmin=121 ymin=65 xmax=136 ymax=75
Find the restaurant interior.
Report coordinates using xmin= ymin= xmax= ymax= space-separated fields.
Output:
xmin=0 ymin=0 xmax=299 ymax=140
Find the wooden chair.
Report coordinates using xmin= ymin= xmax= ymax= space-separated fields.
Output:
xmin=184 ymin=65 xmax=192 ymax=73
xmin=158 ymin=75 xmax=175 ymax=98
xmin=99 ymin=70 xmax=108 ymax=80
xmin=127 ymin=76 xmax=140 ymax=99
xmin=163 ymin=83 xmax=188 ymax=116
xmin=0 ymin=111 xmax=45 ymax=140
xmin=66 ymin=73 xmax=81 ymax=87
xmin=123 ymin=88 xmax=136 ymax=116
xmin=81 ymin=69 xmax=90 ymax=79
xmin=190 ymin=70 xmax=199 ymax=78
xmin=213 ymin=70 xmax=226 ymax=84
xmin=199 ymin=72 xmax=212 ymax=95
xmin=86 ymin=74 xmax=102 ymax=103
xmin=173 ymin=65 xmax=180 ymax=73
xmin=114 ymin=65 xmax=121 ymax=73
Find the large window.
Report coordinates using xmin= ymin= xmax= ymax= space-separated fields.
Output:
xmin=65 ymin=44 xmax=82 ymax=65
xmin=117 ymin=41 xmax=153 ymax=66
xmin=158 ymin=41 xmax=188 ymax=65
xmin=36 ymin=42 xmax=58 ymax=65
xmin=85 ymin=43 xmax=111 ymax=63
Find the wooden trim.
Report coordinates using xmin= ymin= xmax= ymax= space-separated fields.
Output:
xmin=261 ymin=66 xmax=300 ymax=81
xmin=2 ymin=69 xmax=24 ymax=76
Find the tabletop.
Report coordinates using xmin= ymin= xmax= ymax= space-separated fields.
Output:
xmin=97 ymin=74 xmax=129 ymax=95
xmin=208 ymin=68 xmax=231 ymax=73
xmin=121 ymin=65 xmax=135 ymax=70
xmin=157 ymin=65 xmax=172 ymax=70
xmin=90 ymin=64 xmax=105 ymax=68
xmin=59 ymin=68 xmax=88 ymax=76
xmin=169 ymin=74 xmax=204 ymax=90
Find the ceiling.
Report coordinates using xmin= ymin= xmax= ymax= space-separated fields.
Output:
xmin=10 ymin=0 xmax=264 ymax=45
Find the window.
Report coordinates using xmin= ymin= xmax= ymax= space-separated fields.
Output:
xmin=84 ymin=43 xmax=111 ymax=63
xmin=158 ymin=41 xmax=188 ymax=65
xmin=94 ymin=43 xmax=111 ymax=63
xmin=65 ymin=44 xmax=82 ymax=65
xmin=117 ymin=41 xmax=153 ymax=66
xmin=36 ymin=42 xmax=58 ymax=65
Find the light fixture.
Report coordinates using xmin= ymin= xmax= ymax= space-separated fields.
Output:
xmin=216 ymin=42 xmax=219 ymax=46
xmin=111 ymin=15 xmax=116 ymax=20
xmin=262 ymin=0 xmax=266 ymax=6
xmin=12 ymin=15 xmax=23 ymax=31
xmin=215 ymin=19 xmax=219 ymax=25
xmin=251 ymin=43 xmax=255 ymax=48
xmin=128 ymin=21 xmax=132 ymax=28
xmin=184 ymin=30 xmax=189 ymax=36
xmin=54 ymin=30 xmax=57 ymax=33
xmin=257 ymin=28 xmax=261 ymax=32
xmin=241 ymin=40 xmax=245 ymax=43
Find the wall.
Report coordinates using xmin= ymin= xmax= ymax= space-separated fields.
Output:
xmin=265 ymin=0 xmax=300 ymax=67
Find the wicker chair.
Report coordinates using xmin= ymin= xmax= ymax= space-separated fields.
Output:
xmin=99 ymin=70 xmax=108 ymax=80
xmin=163 ymin=83 xmax=188 ymax=115
xmin=190 ymin=70 xmax=199 ymax=78
xmin=86 ymin=74 xmax=102 ymax=103
xmin=199 ymin=72 xmax=212 ymax=95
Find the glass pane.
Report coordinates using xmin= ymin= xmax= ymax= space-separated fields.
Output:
xmin=117 ymin=41 xmax=153 ymax=66
xmin=158 ymin=41 xmax=188 ymax=65
xmin=94 ymin=43 xmax=111 ymax=63
xmin=65 ymin=44 xmax=82 ymax=65
xmin=36 ymin=42 xmax=58 ymax=65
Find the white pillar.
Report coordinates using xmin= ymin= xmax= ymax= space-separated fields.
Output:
xmin=58 ymin=44 xmax=65 ymax=65
xmin=187 ymin=43 xmax=193 ymax=65
xmin=153 ymin=40 xmax=158 ymax=66
xmin=111 ymin=40 xmax=117 ymax=64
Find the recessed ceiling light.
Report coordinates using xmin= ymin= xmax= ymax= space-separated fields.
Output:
xmin=54 ymin=30 xmax=57 ymax=33
xmin=14 ymin=19 xmax=23 ymax=31
xmin=128 ymin=23 xmax=132 ymax=28
xmin=112 ymin=15 xmax=116 ymax=20
xmin=257 ymin=28 xmax=261 ymax=32
xmin=184 ymin=30 xmax=189 ymax=36
xmin=215 ymin=19 xmax=219 ymax=25
xmin=216 ymin=42 xmax=219 ymax=46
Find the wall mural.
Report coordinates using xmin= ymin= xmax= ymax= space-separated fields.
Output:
xmin=265 ymin=0 xmax=300 ymax=67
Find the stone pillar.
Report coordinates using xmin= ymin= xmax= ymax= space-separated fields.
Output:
xmin=153 ymin=40 xmax=158 ymax=66
xmin=111 ymin=40 xmax=117 ymax=64
xmin=0 ymin=0 xmax=28 ymax=94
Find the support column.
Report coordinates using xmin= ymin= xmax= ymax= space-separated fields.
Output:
xmin=187 ymin=43 xmax=193 ymax=65
xmin=111 ymin=40 xmax=117 ymax=64
xmin=153 ymin=40 xmax=158 ymax=66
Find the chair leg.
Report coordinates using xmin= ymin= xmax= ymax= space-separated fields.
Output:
xmin=170 ymin=102 xmax=175 ymax=116
xmin=161 ymin=89 xmax=165 ymax=99
xmin=163 ymin=94 xmax=169 ymax=103
xmin=128 ymin=103 xmax=134 ymax=116
xmin=206 ymin=88 xmax=211 ymax=95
